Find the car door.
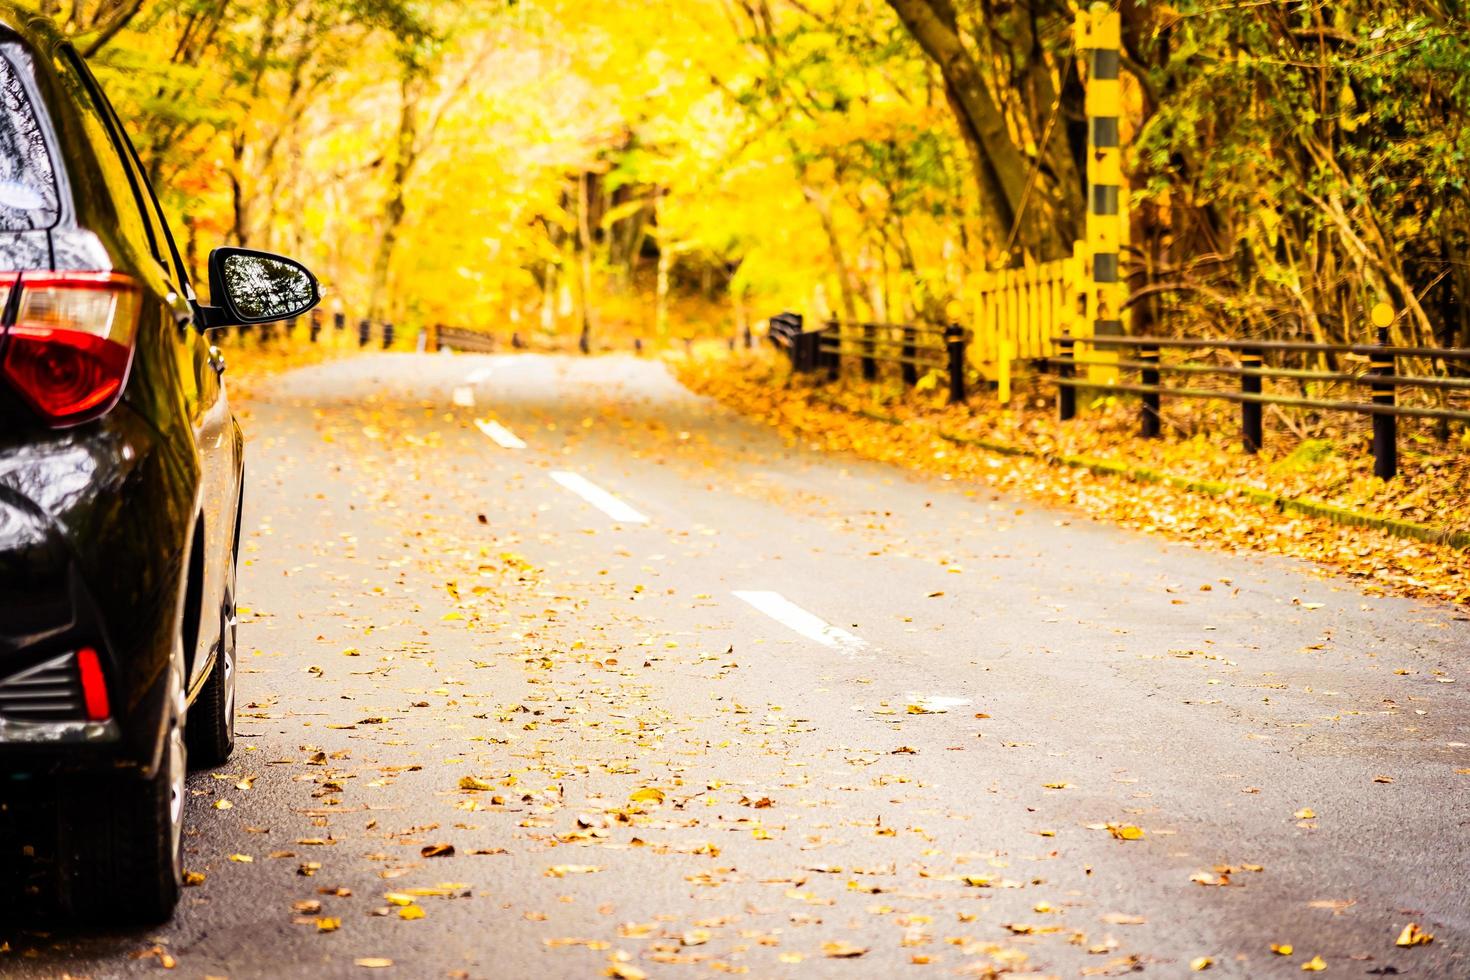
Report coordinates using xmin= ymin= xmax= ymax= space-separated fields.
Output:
xmin=62 ymin=47 xmax=235 ymax=692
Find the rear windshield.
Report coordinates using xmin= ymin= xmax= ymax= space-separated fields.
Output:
xmin=0 ymin=44 xmax=60 ymax=231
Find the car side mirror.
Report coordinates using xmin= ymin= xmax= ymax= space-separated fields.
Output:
xmin=198 ymin=247 xmax=321 ymax=329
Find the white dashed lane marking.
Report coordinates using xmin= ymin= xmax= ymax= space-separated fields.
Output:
xmin=731 ymin=590 xmax=868 ymax=653
xmin=475 ymin=419 xmax=527 ymax=450
xmin=550 ymin=471 xmax=649 ymax=524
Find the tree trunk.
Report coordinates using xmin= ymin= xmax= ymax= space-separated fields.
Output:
xmin=884 ymin=0 xmax=1041 ymax=256
xmin=369 ymin=69 xmax=422 ymax=322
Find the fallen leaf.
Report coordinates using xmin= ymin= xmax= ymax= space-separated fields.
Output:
xmin=420 ymin=843 xmax=455 ymax=858
xmin=1101 ymin=913 xmax=1146 ymax=925
xmin=1300 ymin=954 xmax=1326 ymax=971
xmin=458 ymin=775 xmax=495 ymax=791
xmin=1395 ymin=923 xmax=1433 ymax=947
xmin=629 ymin=787 xmax=666 ymax=806
xmin=821 ymin=941 xmax=868 ymax=958
xmin=546 ymin=864 xmax=604 ymax=877
xmin=1271 ymin=943 xmax=1294 ymax=955
xmin=1107 ymin=823 xmax=1144 ymax=841
xmin=1190 ymin=956 xmax=1213 ymax=971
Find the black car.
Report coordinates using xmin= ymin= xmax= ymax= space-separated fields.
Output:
xmin=0 ymin=6 xmax=319 ymax=921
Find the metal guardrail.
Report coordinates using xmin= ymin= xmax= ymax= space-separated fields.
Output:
xmin=222 ymin=309 xmax=400 ymax=350
xmin=767 ymin=312 xmax=972 ymax=404
xmin=1045 ymin=332 xmax=1470 ymax=479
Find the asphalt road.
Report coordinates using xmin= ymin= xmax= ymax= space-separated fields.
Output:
xmin=6 ymin=352 xmax=1468 ymax=979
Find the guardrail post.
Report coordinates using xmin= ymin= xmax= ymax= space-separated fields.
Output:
xmin=635 ymin=337 xmax=644 ymax=356
xmin=285 ymin=315 xmax=297 ymax=339
xmin=1241 ymin=347 xmax=1263 ymax=453
xmin=861 ymin=323 xmax=877 ymax=380
xmin=1139 ymin=343 xmax=1161 ymax=437
xmin=333 ymin=311 xmax=346 ymax=336
xmin=382 ymin=322 xmax=395 ymax=350
xmin=358 ymin=318 xmax=371 ymax=348
xmin=945 ymin=323 xmax=967 ymax=404
xmin=259 ymin=320 xmax=272 ymax=345
xmin=744 ymin=321 xmax=754 ymax=350
xmin=1057 ymin=333 xmax=1077 ymax=421
xmin=309 ymin=310 xmax=322 ymax=344
xmin=512 ymin=331 xmax=524 ymax=350
xmin=901 ymin=325 xmax=917 ymax=387
xmin=1371 ymin=322 xmax=1397 ymax=480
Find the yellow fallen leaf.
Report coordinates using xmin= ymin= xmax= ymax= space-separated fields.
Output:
xmin=1101 ymin=913 xmax=1146 ymax=925
xmin=316 ymin=916 xmax=341 ymax=932
xmin=1301 ymin=954 xmax=1326 ymax=971
xmin=183 ymin=870 xmax=206 ymax=886
xmin=822 ymin=941 xmax=868 ymax=958
xmin=1294 ymin=808 xmax=1316 ymax=820
xmin=680 ymin=929 xmax=709 ymax=946
xmin=355 ymin=959 xmax=393 ymax=968
xmin=229 ymin=854 xmax=253 ymax=863
xmin=213 ymin=799 xmax=233 ymax=810
xmin=398 ymin=905 xmax=425 ymax=921
xmin=546 ymin=864 xmax=604 ymax=877
xmin=458 ymin=775 xmax=495 ymax=791
xmin=384 ymin=892 xmax=415 ymax=907
xmin=1190 ymin=956 xmax=1213 ymax=971
xmin=1396 ymin=923 xmax=1433 ymax=947
xmin=629 ymin=787 xmax=665 ymax=806
xmin=1108 ymin=823 xmax=1144 ymax=841
xmin=1271 ymin=943 xmax=1294 ymax=955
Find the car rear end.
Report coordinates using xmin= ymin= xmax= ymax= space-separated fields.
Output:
xmin=0 ymin=17 xmax=191 ymax=778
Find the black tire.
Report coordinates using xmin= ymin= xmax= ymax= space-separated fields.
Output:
xmin=186 ymin=546 xmax=237 ymax=768
xmin=57 ymin=721 xmax=185 ymax=924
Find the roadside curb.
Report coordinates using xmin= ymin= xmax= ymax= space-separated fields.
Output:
xmin=819 ymin=396 xmax=1470 ymax=553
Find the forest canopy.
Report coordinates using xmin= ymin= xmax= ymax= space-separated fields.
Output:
xmin=26 ymin=0 xmax=1470 ymax=351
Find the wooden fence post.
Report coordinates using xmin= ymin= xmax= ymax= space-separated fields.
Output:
xmin=1241 ymin=348 xmax=1264 ymax=453
xmin=1140 ymin=344 xmax=1161 ymax=438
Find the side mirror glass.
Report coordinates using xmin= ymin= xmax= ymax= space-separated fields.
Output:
xmin=207 ymin=247 xmax=320 ymax=326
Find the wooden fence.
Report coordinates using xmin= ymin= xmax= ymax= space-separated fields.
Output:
xmin=968 ymin=245 xmax=1093 ymax=383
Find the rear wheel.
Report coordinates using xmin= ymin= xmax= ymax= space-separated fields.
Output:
xmin=57 ymin=718 xmax=185 ymax=924
xmin=186 ymin=547 xmax=237 ymax=768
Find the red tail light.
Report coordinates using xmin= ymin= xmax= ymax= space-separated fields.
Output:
xmin=76 ymin=646 xmax=111 ymax=721
xmin=3 ymin=272 xmax=141 ymax=425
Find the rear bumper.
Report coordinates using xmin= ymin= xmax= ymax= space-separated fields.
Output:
xmin=0 ymin=406 xmax=188 ymax=774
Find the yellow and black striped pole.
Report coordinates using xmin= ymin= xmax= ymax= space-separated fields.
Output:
xmin=1370 ymin=302 xmax=1397 ymax=480
xmin=1076 ymin=3 xmax=1126 ymax=374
